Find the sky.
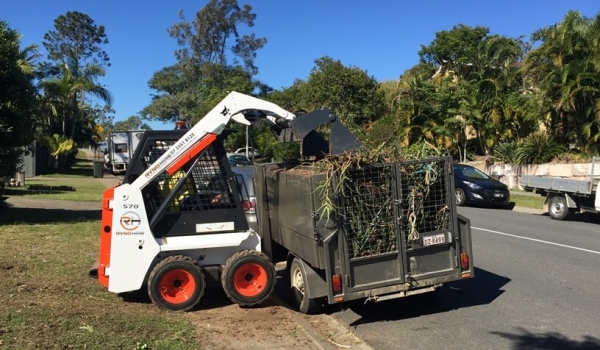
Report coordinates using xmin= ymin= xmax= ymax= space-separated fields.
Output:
xmin=2 ymin=1 xmax=599 ymax=130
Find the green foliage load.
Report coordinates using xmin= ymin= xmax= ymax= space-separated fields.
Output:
xmin=306 ymin=142 xmax=450 ymax=258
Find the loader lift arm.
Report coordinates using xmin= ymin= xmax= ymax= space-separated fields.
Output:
xmin=130 ymin=91 xmax=296 ymax=190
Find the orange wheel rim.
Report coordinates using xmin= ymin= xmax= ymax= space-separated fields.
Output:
xmin=159 ymin=269 xmax=196 ymax=304
xmin=233 ymin=262 xmax=268 ymax=297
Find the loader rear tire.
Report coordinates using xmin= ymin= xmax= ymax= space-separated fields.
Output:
xmin=221 ymin=250 xmax=276 ymax=307
xmin=148 ymin=255 xmax=205 ymax=311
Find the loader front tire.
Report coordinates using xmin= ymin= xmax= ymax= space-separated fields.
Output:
xmin=148 ymin=255 xmax=205 ymax=311
xmin=221 ymin=250 xmax=276 ymax=307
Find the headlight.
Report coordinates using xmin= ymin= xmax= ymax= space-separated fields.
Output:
xmin=463 ymin=181 xmax=483 ymax=190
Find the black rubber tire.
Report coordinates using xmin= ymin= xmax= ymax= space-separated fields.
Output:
xmin=221 ymin=250 xmax=276 ymax=307
xmin=290 ymin=257 xmax=323 ymax=314
xmin=548 ymin=195 xmax=570 ymax=220
xmin=455 ymin=188 xmax=467 ymax=206
xmin=147 ymin=255 xmax=205 ymax=311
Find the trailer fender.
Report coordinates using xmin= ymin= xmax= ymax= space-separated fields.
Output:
xmin=545 ymin=192 xmax=578 ymax=208
xmin=287 ymin=255 xmax=328 ymax=298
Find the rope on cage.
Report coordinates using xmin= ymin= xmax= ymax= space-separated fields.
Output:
xmin=406 ymin=194 xmax=420 ymax=242
xmin=424 ymin=162 xmax=439 ymax=187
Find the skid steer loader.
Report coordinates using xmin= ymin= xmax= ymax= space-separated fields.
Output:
xmin=89 ymin=92 xmax=299 ymax=311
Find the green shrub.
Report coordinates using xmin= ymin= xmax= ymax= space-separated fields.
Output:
xmin=515 ymin=133 xmax=566 ymax=164
xmin=494 ymin=140 xmax=521 ymax=163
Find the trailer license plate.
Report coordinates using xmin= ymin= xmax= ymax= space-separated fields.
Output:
xmin=423 ymin=233 xmax=446 ymax=246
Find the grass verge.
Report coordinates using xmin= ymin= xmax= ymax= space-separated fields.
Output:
xmin=5 ymin=150 xmax=108 ymax=202
xmin=511 ymin=192 xmax=545 ymax=210
xmin=4 ymin=179 xmax=106 ymax=202
xmin=41 ymin=150 xmax=98 ymax=178
xmin=0 ymin=210 xmax=200 ymax=349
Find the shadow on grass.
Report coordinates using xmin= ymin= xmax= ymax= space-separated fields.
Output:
xmin=0 ymin=203 xmax=100 ymax=224
xmin=45 ymin=157 xmax=94 ymax=177
xmin=328 ymin=267 xmax=509 ymax=327
xmin=492 ymin=328 xmax=600 ymax=350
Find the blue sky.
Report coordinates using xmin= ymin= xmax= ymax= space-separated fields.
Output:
xmin=2 ymin=1 xmax=598 ymax=130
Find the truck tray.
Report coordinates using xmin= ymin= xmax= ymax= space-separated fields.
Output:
xmin=521 ymin=175 xmax=596 ymax=194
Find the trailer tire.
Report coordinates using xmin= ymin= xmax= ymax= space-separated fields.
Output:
xmin=148 ymin=255 xmax=205 ymax=311
xmin=548 ymin=195 xmax=570 ymax=220
xmin=290 ymin=258 xmax=323 ymax=314
xmin=221 ymin=250 xmax=276 ymax=307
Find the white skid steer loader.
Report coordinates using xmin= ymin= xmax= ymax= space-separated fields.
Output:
xmin=89 ymin=92 xmax=296 ymax=311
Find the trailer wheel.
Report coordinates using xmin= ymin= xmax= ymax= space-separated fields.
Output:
xmin=455 ymin=188 xmax=467 ymax=206
xmin=290 ymin=258 xmax=323 ymax=314
xmin=148 ymin=255 xmax=205 ymax=311
xmin=548 ymin=196 xmax=570 ymax=220
xmin=221 ymin=250 xmax=276 ymax=307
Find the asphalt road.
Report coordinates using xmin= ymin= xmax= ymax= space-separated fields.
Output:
xmin=329 ymin=206 xmax=600 ymax=350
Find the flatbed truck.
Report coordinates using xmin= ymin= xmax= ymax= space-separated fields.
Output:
xmin=521 ymin=157 xmax=600 ymax=220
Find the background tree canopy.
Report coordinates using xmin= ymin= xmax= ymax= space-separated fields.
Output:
xmin=2 ymin=4 xmax=600 ymax=176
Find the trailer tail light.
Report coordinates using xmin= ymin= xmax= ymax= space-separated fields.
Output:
xmin=242 ymin=199 xmax=256 ymax=213
xmin=332 ymin=274 xmax=342 ymax=293
xmin=460 ymin=252 xmax=470 ymax=269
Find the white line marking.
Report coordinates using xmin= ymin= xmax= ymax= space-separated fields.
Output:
xmin=472 ymin=226 xmax=600 ymax=255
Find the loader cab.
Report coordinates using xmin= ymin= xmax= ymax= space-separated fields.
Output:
xmin=123 ymin=130 xmax=251 ymax=238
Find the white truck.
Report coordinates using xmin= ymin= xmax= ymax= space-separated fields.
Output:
xmin=521 ymin=157 xmax=600 ymax=220
xmin=106 ymin=130 xmax=146 ymax=174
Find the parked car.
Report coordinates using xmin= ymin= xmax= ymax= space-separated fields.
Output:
xmin=205 ymin=166 xmax=256 ymax=232
xmin=454 ymin=164 xmax=510 ymax=207
xmin=228 ymin=154 xmax=253 ymax=166
xmin=231 ymin=166 xmax=257 ymax=232
xmin=234 ymin=147 xmax=259 ymax=157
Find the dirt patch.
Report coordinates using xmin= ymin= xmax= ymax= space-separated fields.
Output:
xmin=185 ymin=291 xmax=370 ymax=350
xmin=187 ymin=297 xmax=318 ymax=349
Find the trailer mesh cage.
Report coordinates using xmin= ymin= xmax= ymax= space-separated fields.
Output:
xmin=141 ymin=139 xmax=238 ymax=213
xmin=398 ymin=158 xmax=451 ymax=250
xmin=338 ymin=158 xmax=452 ymax=260
xmin=338 ymin=164 xmax=398 ymax=259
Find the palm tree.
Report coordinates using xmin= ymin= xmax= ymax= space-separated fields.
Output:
xmin=16 ymin=40 xmax=41 ymax=75
xmin=524 ymin=11 xmax=600 ymax=153
xmin=40 ymin=59 xmax=112 ymax=140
